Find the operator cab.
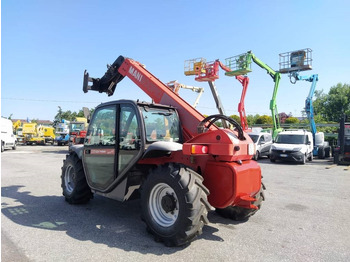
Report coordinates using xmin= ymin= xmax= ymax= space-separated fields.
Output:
xmin=82 ymin=100 xmax=182 ymax=192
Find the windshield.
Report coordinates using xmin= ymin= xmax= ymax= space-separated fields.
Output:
xmin=276 ymin=134 xmax=305 ymax=144
xmin=248 ymin=134 xmax=259 ymax=143
xmin=70 ymin=123 xmax=85 ymax=131
xmin=141 ymin=107 xmax=180 ymax=143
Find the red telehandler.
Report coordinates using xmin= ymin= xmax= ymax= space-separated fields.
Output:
xmin=61 ymin=56 xmax=265 ymax=246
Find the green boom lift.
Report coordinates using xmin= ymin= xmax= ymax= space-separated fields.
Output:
xmin=225 ymin=51 xmax=283 ymax=139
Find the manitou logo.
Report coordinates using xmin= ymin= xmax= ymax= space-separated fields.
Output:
xmin=129 ymin=66 xmax=143 ymax=82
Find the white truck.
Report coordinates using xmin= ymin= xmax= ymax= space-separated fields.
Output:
xmin=1 ymin=117 xmax=17 ymax=152
xmin=269 ymin=129 xmax=313 ymax=164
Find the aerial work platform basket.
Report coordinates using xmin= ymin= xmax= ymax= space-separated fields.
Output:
xmin=224 ymin=53 xmax=252 ymax=76
xmin=184 ymin=58 xmax=207 ymax=76
xmin=184 ymin=58 xmax=220 ymax=82
xmin=279 ymin=48 xmax=312 ymax=74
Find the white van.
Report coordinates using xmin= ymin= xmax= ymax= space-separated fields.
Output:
xmin=1 ymin=117 xmax=17 ymax=152
xmin=248 ymin=132 xmax=273 ymax=160
xmin=269 ymin=129 xmax=313 ymax=164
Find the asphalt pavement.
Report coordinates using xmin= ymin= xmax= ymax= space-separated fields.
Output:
xmin=1 ymin=145 xmax=350 ymax=262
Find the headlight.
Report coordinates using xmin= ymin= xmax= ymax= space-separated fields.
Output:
xmin=292 ymin=147 xmax=302 ymax=152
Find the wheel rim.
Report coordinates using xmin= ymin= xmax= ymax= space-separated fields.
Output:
xmin=64 ymin=165 xmax=75 ymax=194
xmin=149 ymin=183 xmax=179 ymax=227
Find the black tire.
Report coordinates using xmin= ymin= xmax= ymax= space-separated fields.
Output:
xmin=270 ymin=158 xmax=276 ymax=163
xmin=12 ymin=142 xmax=17 ymax=150
xmin=308 ymin=153 xmax=313 ymax=161
xmin=318 ymin=147 xmax=325 ymax=159
xmin=300 ymin=154 xmax=306 ymax=165
xmin=61 ymin=153 xmax=93 ymax=204
xmin=216 ymin=182 xmax=266 ymax=221
xmin=325 ymin=147 xmax=331 ymax=158
xmin=1 ymin=141 xmax=4 ymax=152
xmin=334 ymin=152 xmax=339 ymax=164
xmin=253 ymin=150 xmax=260 ymax=161
xmin=141 ymin=164 xmax=210 ymax=247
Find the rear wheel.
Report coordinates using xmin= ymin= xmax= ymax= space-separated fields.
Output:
xmin=325 ymin=147 xmax=331 ymax=158
xmin=141 ymin=164 xmax=210 ymax=246
xmin=61 ymin=153 xmax=93 ymax=204
xmin=318 ymin=147 xmax=325 ymax=159
xmin=334 ymin=152 xmax=339 ymax=164
xmin=253 ymin=150 xmax=260 ymax=161
xmin=216 ymin=182 xmax=266 ymax=221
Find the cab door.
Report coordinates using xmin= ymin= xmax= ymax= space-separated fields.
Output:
xmin=83 ymin=105 xmax=117 ymax=191
xmin=83 ymin=102 xmax=143 ymax=192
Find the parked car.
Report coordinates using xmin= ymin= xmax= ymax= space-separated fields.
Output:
xmin=1 ymin=117 xmax=17 ymax=152
xmin=248 ymin=132 xmax=273 ymax=160
xmin=269 ymin=129 xmax=313 ymax=164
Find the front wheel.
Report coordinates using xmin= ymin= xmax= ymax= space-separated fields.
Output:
xmin=61 ymin=153 xmax=93 ymax=204
xmin=141 ymin=164 xmax=210 ymax=246
xmin=308 ymin=153 xmax=313 ymax=161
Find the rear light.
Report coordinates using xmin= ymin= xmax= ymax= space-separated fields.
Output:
xmin=191 ymin=145 xmax=208 ymax=154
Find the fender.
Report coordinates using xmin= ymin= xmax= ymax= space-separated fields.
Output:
xmin=142 ymin=141 xmax=182 ymax=158
xmin=70 ymin=144 xmax=84 ymax=159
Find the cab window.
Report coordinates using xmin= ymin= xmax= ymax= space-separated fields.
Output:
xmin=141 ymin=107 xmax=180 ymax=143
xmin=85 ymin=106 xmax=116 ymax=146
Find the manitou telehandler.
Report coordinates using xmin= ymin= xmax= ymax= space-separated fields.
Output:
xmin=61 ymin=56 xmax=265 ymax=246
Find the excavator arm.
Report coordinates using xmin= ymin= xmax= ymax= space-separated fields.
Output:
xmin=83 ymin=56 xmax=210 ymax=141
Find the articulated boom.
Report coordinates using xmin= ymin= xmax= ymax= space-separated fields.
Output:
xmin=291 ymin=72 xmax=318 ymax=138
xmin=246 ymin=51 xmax=282 ymax=138
xmin=235 ymin=75 xmax=250 ymax=131
xmin=84 ymin=56 xmax=209 ymax=141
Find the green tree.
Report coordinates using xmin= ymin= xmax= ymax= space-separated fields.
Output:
xmin=255 ymin=115 xmax=272 ymax=125
xmin=313 ymin=83 xmax=350 ymax=122
xmin=247 ymin=114 xmax=260 ymax=126
xmin=229 ymin=114 xmax=241 ymax=123
xmin=54 ymin=107 xmax=93 ymax=127
xmin=284 ymin=117 xmax=299 ymax=124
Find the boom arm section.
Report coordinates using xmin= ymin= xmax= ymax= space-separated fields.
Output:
xmin=292 ymin=73 xmax=319 ymax=138
xmin=235 ymin=75 xmax=250 ymax=131
xmin=247 ymin=51 xmax=282 ymax=138
xmin=83 ymin=56 xmax=209 ymax=141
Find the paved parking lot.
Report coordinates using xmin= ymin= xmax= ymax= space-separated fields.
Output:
xmin=2 ymin=145 xmax=350 ymax=261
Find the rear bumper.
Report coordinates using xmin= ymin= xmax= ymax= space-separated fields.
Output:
xmin=203 ymin=160 xmax=262 ymax=209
